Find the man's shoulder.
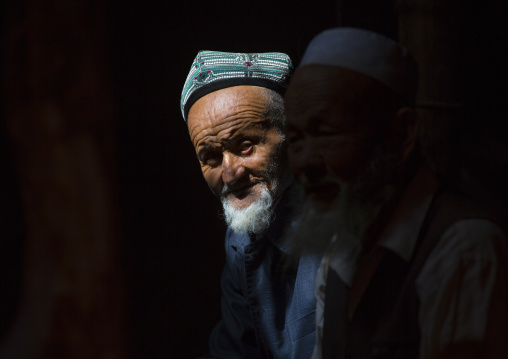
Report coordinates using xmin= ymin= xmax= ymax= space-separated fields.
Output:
xmin=435 ymin=218 xmax=505 ymax=261
xmin=409 ymin=187 xmax=507 ymax=286
xmin=424 ymin=187 xmax=506 ymax=255
xmin=432 ymin=188 xmax=506 ymax=251
xmin=417 ymin=189 xmax=508 ymax=285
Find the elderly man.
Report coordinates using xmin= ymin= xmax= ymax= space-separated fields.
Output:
xmin=284 ymin=28 xmax=508 ymax=359
xmin=181 ymin=51 xmax=320 ymax=359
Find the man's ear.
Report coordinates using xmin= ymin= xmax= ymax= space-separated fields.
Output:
xmin=396 ymin=107 xmax=419 ymax=161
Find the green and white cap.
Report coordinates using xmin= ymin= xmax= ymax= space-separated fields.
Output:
xmin=181 ymin=50 xmax=294 ymax=121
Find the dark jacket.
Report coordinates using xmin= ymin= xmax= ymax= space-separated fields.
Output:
xmin=201 ymin=190 xmax=321 ymax=359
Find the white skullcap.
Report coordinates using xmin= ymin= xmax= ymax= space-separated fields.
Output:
xmin=300 ymin=27 xmax=418 ymax=104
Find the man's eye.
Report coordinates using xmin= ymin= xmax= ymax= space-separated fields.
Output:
xmin=200 ymin=153 xmax=222 ymax=167
xmin=238 ymin=141 xmax=253 ymax=155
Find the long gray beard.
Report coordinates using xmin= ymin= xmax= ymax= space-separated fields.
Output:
xmin=221 ymin=184 xmax=274 ymax=235
xmin=286 ymin=150 xmax=401 ymax=256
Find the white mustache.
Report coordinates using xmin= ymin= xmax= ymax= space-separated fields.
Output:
xmin=221 ymin=181 xmax=260 ymax=197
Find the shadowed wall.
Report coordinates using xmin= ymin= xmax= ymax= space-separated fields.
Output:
xmin=2 ymin=0 xmax=125 ymax=357
xmin=2 ymin=0 xmax=505 ymax=358
xmin=1 ymin=0 xmax=338 ymax=358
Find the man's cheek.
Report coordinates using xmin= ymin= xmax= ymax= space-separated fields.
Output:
xmin=243 ymin=150 xmax=269 ymax=170
xmin=203 ymin=168 xmax=222 ymax=195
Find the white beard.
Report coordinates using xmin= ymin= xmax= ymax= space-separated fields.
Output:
xmin=285 ymin=180 xmax=362 ymax=256
xmin=286 ymin=150 xmax=401 ymax=255
xmin=221 ymin=184 xmax=274 ymax=235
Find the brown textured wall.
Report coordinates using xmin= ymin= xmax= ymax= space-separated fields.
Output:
xmin=2 ymin=0 xmax=125 ymax=358
xmin=1 ymin=0 xmax=340 ymax=358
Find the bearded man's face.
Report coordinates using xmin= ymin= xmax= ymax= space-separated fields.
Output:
xmin=284 ymin=66 xmax=406 ymax=248
xmin=285 ymin=66 xmax=383 ymax=213
xmin=187 ymin=86 xmax=290 ymax=234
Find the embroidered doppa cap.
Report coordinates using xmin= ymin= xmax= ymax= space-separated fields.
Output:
xmin=300 ymin=27 xmax=418 ymax=104
xmin=181 ymin=51 xmax=294 ymax=121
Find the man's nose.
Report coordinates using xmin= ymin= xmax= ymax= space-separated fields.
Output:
xmin=222 ymin=152 xmax=247 ymax=185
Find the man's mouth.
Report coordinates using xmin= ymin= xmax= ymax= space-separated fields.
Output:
xmin=223 ymin=182 xmax=259 ymax=199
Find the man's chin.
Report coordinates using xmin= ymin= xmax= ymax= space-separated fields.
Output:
xmin=221 ymin=184 xmax=275 ymax=235
xmin=223 ymin=184 xmax=268 ymax=210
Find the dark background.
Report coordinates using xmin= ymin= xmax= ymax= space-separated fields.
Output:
xmin=1 ymin=0 xmax=506 ymax=358
xmin=109 ymin=1 xmax=337 ymax=357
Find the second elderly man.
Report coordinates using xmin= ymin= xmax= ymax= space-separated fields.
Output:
xmin=284 ymin=28 xmax=508 ymax=359
xmin=181 ymin=51 xmax=320 ymax=358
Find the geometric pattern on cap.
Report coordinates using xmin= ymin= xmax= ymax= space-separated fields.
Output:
xmin=181 ymin=50 xmax=293 ymax=120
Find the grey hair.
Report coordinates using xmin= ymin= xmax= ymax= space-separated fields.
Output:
xmin=258 ymin=87 xmax=286 ymax=137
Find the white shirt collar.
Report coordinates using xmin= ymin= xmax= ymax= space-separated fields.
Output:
xmin=327 ymin=233 xmax=362 ymax=287
xmin=317 ymin=165 xmax=439 ymax=287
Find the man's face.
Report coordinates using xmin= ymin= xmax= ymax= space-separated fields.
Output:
xmin=284 ymin=65 xmax=379 ymax=211
xmin=187 ymin=85 xmax=288 ymax=211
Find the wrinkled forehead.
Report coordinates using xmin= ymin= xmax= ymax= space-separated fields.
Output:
xmin=187 ymin=85 xmax=272 ymax=139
